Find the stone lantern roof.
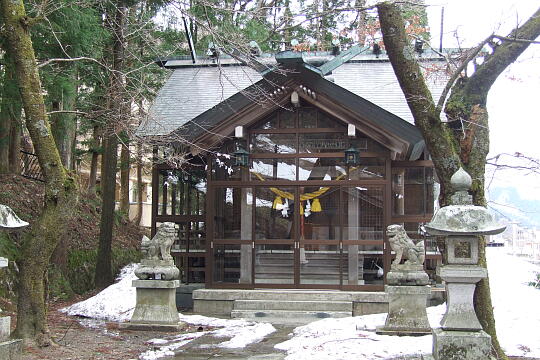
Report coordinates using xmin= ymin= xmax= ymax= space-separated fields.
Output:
xmin=424 ymin=168 xmax=506 ymax=236
xmin=0 ymin=204 xmax=29 ymax=229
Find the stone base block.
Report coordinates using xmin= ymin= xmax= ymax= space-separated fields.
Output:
xmin=193 ymin=299 xmax=234 ymax=316
xmin=376 ymin=285 xmax=431 ymax=336
xmin=176 ymin=283 xmax=205 ymax=309
xmin=387 ymin=268 xmax=429 ymax=286
xmin=0 ymin=317 xmax=10 ymax=341
xmin=376 ymin=326 xmax=431 ymax=336
xmin=129 ymin=281 xmax=181 ymax=327
xmin=119 ymin=322 xmax=184 ymax=332
xmin=0 ymin=339 xmax=22 ymax=360
xmin=352 ymin=301 xmax=388 ymax=316
xmin=432 ymin=328 xmax=492 ymax=360
xmin=132 ymin=279 xmax=180 ymax=288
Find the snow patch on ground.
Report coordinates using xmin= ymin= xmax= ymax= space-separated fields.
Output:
xmin=275 ymin=248 xmax=540 ymax=359
xmin=275 ymin=305 xmax=445 ymax=360
xmin=138 ymin=317 xmax=276 ymax=359
xmin=60 ymin=265 xmax=276 ymax=358
xmin=140 ymin=332 xmax=209 ymax=360
xmin=60 ymin=248 xmax=540 ymax=359
xmin=60 ymin=264 xmax=137 ymax=322
xmin=178 ymin=313 xmax=276 ymax=349
xmin=489 ymin=249 xmax=540 ymax=357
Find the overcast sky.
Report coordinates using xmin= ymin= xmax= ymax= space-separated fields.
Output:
xmin=425 ymin=0 xmax=540 ymax=200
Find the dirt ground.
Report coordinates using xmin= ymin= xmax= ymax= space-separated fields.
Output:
xmin=11 ymin=297 xmax=209 ymax=360
xmin=6 ymin=297 xmax=538 ymax=360
xmin=19 ymin=301 xmax=162 ymax=360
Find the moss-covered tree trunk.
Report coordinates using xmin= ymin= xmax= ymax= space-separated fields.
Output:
xmin=0 ymin=0 xmax=77 ymax=346
xmin=9 ymin=115 xmax=22 ymax=174
xmin=50 ymin=71 xmax=77 ymax=171
xmin=378 ymin=3 xmax=540 ymax=359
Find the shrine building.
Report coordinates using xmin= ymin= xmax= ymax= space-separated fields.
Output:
xmin=139 ymin=47 xmax=446 ymax=317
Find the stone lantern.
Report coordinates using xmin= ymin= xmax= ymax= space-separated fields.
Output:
xmin=423 ymin=168 xmax=505 ymax=360
xmin=0 ymin=204 xmax=28 ymax=359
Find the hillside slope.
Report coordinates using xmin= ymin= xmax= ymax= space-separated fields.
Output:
xmin=0 ymin=174 xmax=145 ymax=298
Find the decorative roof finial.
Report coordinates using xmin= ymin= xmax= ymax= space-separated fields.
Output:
xmin=450 ymin=167 xmax=473 ymax=205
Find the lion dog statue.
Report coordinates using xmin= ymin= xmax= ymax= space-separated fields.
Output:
xmin=141 ymin=222 xmax=176 ymax=261
xmin=387 ymin=224 xmax=425 ymax=266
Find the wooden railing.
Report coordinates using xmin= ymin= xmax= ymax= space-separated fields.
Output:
xmin=20 ymin=150 xmax=44 ymax=182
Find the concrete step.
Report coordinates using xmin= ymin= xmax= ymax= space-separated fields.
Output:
xmin=230 ymin=309 xmax=351 ymax=325
xmin=194 ymin=289 xmax=387 ymax=303
xmin=234 ymin=299 xmax=352 ymax=312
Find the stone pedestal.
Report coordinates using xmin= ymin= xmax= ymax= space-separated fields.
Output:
xmin=377 ymin=284 xmax=431 ymax=336
xmin=438 ymin=266 xmax=487 ymax=330
xmin=135 ymin=259 xmax=179 ymax=280
xmin=0 ymin=340 xmax=22 ymax=360
xmin=386 ymin=264 xmax=430 ymax=285
xmin=0 ymin=257 xmax=22 ymax=360
xmin=0 ymin=316 xmax=10 ymax=340
xmin=121 ymin=280 xmax=183 ymax=331
xmin=377 ymin=265 xmax=431 ymax=336
xmin=431 ymin=328 xmax=492 ymax=360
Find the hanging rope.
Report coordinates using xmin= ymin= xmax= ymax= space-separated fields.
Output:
xmin=251 ymin=169 xmax=357 ymax=214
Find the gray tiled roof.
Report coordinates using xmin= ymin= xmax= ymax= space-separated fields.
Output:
xmin=332 ymin=61 xmax=447 ymax=123
xmin=139 ymin=64 xmax=262 ymax=137
xmin=138 ymin=54 xmax=447 ymax=137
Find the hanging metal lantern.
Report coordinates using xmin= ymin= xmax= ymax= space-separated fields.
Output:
xmin=233 ymin=146 xmax=250 ymax=167
xmin=344 ymin=146 xmax=360 ymax=166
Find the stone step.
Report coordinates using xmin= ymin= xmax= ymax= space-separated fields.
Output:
xmin=234 ymin=299 xmax=352 ymax=312
xmin=230 ymin=309 xmax=351 ymax=325
xmin=194 ymin=289 xmax=388 ymax=303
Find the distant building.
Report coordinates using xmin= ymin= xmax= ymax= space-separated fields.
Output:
xmin=491 ymin=221 xmax=540 ymax=260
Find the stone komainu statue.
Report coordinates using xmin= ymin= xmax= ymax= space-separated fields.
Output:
xmin=135 ymin=222 xmax=179 ymax=280
xmin=141 ymin=222 xmax=176 ymax=261
xmin=387 ymin=224 xmax=425 ymax=266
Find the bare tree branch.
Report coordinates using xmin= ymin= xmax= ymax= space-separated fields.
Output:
xmin=37 ymin=56 xmax=109 ymax=69
xmin=46 ymin=110 xmax=89 ymax=116
xmin=435 ymin=36 xmax=492 ymax=112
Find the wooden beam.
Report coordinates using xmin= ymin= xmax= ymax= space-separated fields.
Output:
xmin=296 ymin=90 xmax=410 ymax=157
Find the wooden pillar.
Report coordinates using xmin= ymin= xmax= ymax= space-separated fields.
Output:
xmin=348 ymin=189 xmax=361 ymax=285
xmin=240 ymin=187 xmax=252 ymax=284
xmin=151 ymin=146 xmax=158 ymax=238
xmin=394 ymin=169 xmax=405 ymax=216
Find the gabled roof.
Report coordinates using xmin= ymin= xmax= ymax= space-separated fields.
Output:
xmin=138 ymin=50 xmax=448 ymax=139
xmin=295 ymin=67 xmax=425 ymax=160
xmin=139 ymin=64 xmax=263 ymax=137
xmin=139 ymin=49 xmax=451 ymax=160
xmin=164 ymin=65 xmax=423 ymax=160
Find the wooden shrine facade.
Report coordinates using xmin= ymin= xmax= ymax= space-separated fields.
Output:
xmin=151 ymin=104 xmax=438 ymax=292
